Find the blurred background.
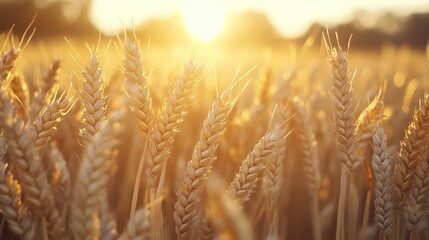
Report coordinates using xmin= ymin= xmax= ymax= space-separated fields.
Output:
xmin=1 ymin=0 xmax=429 ymax=49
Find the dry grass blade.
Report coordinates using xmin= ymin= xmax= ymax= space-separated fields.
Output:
xmin=395 ymin=93 xmax=429 ymax=205
xmin=145 ymin=60 xmax=202 ymax=187
xmin=0 ymin=161 xmax=37 ymax=240
xmin=70 ymin=116 xmax=121 ymax=240
xmin=123 ymin=39 xmax=154 ymax=137
xmin=404 ymin=139 xmax=429 ymax=233
xmin=119 ymin=208 xmax=150 ymax=240
xmin=80 ymin=54 xmax=107 ymax=146
xmin=371 ymin=126 xmax=394 ymax=237
xmin=174 ymin=87 xmax=234 ymax=239
xmin=0 ymin=87 xmax=64 ymax=239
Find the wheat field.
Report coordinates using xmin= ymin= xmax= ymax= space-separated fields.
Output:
xmin=0 ymin=24 xmax=428 ymax=240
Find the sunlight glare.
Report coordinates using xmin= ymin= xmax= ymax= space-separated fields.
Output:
xmin=181 ymin=0 xmax=226 ymax=42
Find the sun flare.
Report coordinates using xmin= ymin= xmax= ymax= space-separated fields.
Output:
xmin=181 ymin=1 xmax=226 ymax=42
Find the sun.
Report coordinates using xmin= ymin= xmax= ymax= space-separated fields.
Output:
xmin=181 ymin=0 xmax=226 ymax=42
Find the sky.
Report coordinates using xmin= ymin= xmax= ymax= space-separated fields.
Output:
xmin=89 ymin=0 xmax=429 ymax=39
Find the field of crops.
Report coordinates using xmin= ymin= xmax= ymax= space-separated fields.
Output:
xmin=0 ymin=25 xmax=428 ymax=240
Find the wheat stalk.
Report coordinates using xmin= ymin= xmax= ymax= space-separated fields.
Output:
xmin=262 ymin=140 xmax=286 ymax=239
xmin=0 ymin=136 xmax=6 ymax=161
xmin=288 ymin=97 xmax=322 ymax=240
xmin=0 ymin=161 xmax=37 ymax=240
xmin=174 ymin=87 xmax=235 ymax=239
xmin=206 ymin=176 xmax=254 ymax=240
xmin=49 ymin=146 xmax=71 ymax=212
xmin=0 ymin=48 xmax=19 ymax=81
xmin=404 ymin=138 xmax=429 ymax=233
xmin=10 ymin=73 xmax=28 ymax=118
xmin=145 ymin=60 xmax=202 ymax=187
xmin=32 ymin=60 xmax=60 ymax=117
xmin=144 ymin=61 xmax=201 ymax=240
xmin=119 ymin=208 xmax=150 ymax=240
xmin=123 ymin=39 xmax=154 ymax=137
xmin=227 ymin=125 xmax=287 ymax=203
xmin=30 ymin=98 xmax=71 ymax=155
xmin=371 ymin=125 xmax=394 ymax=238
xmin=100 ymin=195 xmax=118 ymax=240
xmin=355 ymin=90 xmax=385 ymax=236
xmin=355 ymin=89 xmax=384 ymax=165
xmin=326 ymin=38 xmax=356 ymax=240
xmin=395 ymin=93 xmax=429 ymax=205
xmin=70 ymin=116 xmax=120 ymax=240
xmin=0 ymin=87 xmax=64 ymax=239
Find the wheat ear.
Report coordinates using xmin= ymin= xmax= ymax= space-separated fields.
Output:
xmin=228 ymin=125 xmax=287 ymax=203
xmin=174 ymin=87 xmax=235 ymax=239
xmin=0 ymin=48 xmax=19 ymax=81
xmin=356 ymin=90 xmax=385 ymax=236
xmin=70 ymin=116 xmax=121 ymax=240
xmin=80 ymin=54 xmax=107 ymax=146
xmin=404 ymin=138 xmax=429 ymax=233
xmin=289 ymin=98 xmax=321 ymax=192
xmin=206 ymin=176 xmax=254 ymax=240
xmin=145 ymin=61 xmax=201 ymax=240
xmin=355 ymin=89 xmax=384 ymax=164
xmin=395 ymin=93 xmax=429 ymax=205
xmin=30 ymin=98 xmax=71 ymax=155
xmin=49 ymin=146 xmax=71 ymax=211
xmin=263 ymin=139 xmax=286 ymax=205
xmin=32 ymin=60 xmax=60 ymax=117
xmin=145 ymin=60 xmax=202 ymax=187
xmin=0 ymin=136 xmax=6 ymax=161
xmin=0 ymin=162 xmax=37 ymax=240
xmin=0 ymin=87 xmax=64 ymax=239
xmin=123 ymin=39 xmax=154 ymax=137
xmin=371 ymin=126 xmax=394 ymax=237
xmin=119 ymin=208 xmax=150 ymax=240
xmin=262 ymin=140 xmax=286 ymax=239
xmin=10 ymin=74 xmax=29 ymax=118
xmin=326 ymin=39 xmax=356 ymax=240
xmin=100 ymin=195 xmax=118 ymax=240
